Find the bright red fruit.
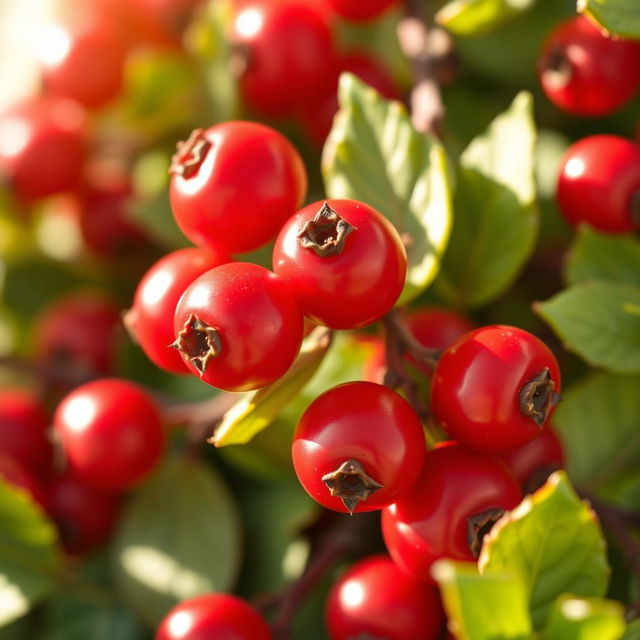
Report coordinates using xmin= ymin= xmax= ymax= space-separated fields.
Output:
xmin=538 ymin=15 xmax=640 ymax=117
xmin=328 ymin=0 xmax=397 ymax=21
xmin=169 ymin=122 xmax=307 ymax=254
xmin=156 ymin=593 xmax=272 ymax=640
xmin=292 ymin=381 xmax=426 ymax=514
xmin=382 ymin=443 xmax=522 ymax=583
xmin=326 ymin=555 xmax=444 ymax=640
xmin=0 ymin=456 xmax=48 ymax=508
xmin=0 ymin=388 xmax=51 ymax=477
xmin=273 ymin=199 xmax=407 ymax=329
xmin=173 ymin=262 xmax=303 ymax=391
xmin=556 ymin=135 xmax=640 ymax=234
xmin=430 ymin=325 xmax=561 ymax=454
xmin=0 ymin=96 xmax=86 ymax=203
xmin=231 ymin=0 xmax=337 ymax=117
xmin=54 ymin=379 xmax=165 ymax=492
xmin=126 ymin=248 xmax=229 ymax=373
xmin=47 ymin=473 xmax=120 ymax=554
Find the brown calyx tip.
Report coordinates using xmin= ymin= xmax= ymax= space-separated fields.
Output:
xmin=169 ymin=128 xmax=212 ymax=179
xmin=541 ymin=43 xmax=573 ymax=89
xmin=297 ymin=201 xmax=356 ymax=257
xmin=467 ymin=507 xmax=505 ymax=558
xmin=519 ymin=367 xmax=560 ymax=427
xmin=321 ymin=459 xmax=383 ymax=515
xmin=170 ymin=313 xmax=222 ymax=375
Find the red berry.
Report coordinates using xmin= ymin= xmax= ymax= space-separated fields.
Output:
xmin=231 ymin=0 xmax=337 ymax=117
xmin=0 ymin=388 xmax=52 ymax=478
xmin=0 ymin=455 xmax=48 ymax=508
xmin=382 ymin=443 xmax=522 ymax=582
xmin=272 ymin=199 xmax=407 ymax=329
xmin=328 ymin=0 xmax=397 ymax=22
xmin=47 ymin=472 xmax=120 ymax=554
xmin=173 ymin=262 xmax=303 ymax=392
xmin=538 ymin=16 xmax=640 ymax=117
xmin=430 ymin=325 xmax=561 ymax=454
xmin=292 ymin=381 xmax=426 ymax=514
xmin=54 ymin=378 xmax=165 ymax=493
xmin=126 ymin=248 xmax=230 ymax=374
xmin=156 ymin=593 xmax=272 ymax=640
xmin=169 ymin=122 xmax=307 ymax=254
xmin=0 ymin=96 xmax=87 ymax=203
xmin=326 ymin=555 xmax=444 ymax=640
xmin=556 ymin=135 xmax=640 ymax=234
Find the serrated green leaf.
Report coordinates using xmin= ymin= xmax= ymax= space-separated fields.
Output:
xmin=0 ymin=480 xmax=63 ymax=627
xmin=479 ymin=472 xmax=609 ymax=629
xmin=435 ymin=92 xmax=538 ymax=307
xmin=433 ymin=560 xmax=532 ymax=640
xmin=536 ymin=281 xmax=640 ymax=373
xmin=566 ymin=227 xmax=640 ymax=287
xmin=113 ymin=457 xmax=241 ymax=626
xmin=436 ymin=0 xmax=538 ymax=37
xmin=579 ymin=0 xmax=640 ymax=39
xmin=553 ymin=372 xmax=640 ymax=490
xmin=211 ymin=327 xmax=333 ymax=447
xmin=540 ymin=595 xmax=625 ymax=640
xmin=623 ymin=618 xmax=640 ymax=639
xmin=322 ymin=73 xmax=452 ymax=305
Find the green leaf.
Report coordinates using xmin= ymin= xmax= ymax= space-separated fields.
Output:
xmin=322 ymin=73 xmax=453 ymax=305
xmin=0 ymin=479 xmax=62 ymax=626
xmin=536 ymin=280 xmax=640 ymax=373
xmin=566 ymin=227 xmax=640 ymax=288
xmin=436 ymin=0 xmax=538 ymax=37
xmin=553 ymin=372 xmax=640 ymax=490
xmin=540 ymin=595 xmax=625 ymax=640
xmin=211 ymin=327 xmax=333 ymax=447
xmin=479 ymin=472 xmax=609 ymax=629
xmin=578 ymin=0 xmax=640 ymax=40
xmin=624 ymin=618 xmax=640 ymax=639
xmin=433 ymin=560 xmax=532 ymax=639
xmin=435 ymin=92 xmax=538 ymax=307
xmin=113 ymin=457 xmax=241 ymax=626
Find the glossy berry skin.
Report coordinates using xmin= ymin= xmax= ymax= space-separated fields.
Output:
xmin=231 ymin=0 xmax=337 ymax=117
xmin=430 ymin=325 xmax=561 ymax=454
xmin=126 ymin=248 xmax=229 ymax=373
xmin=328 ymin=0 xmax=397 ymax=21
xmin=0 ymin=97 xmax=86 ymax=203
xmin=156 ymin=593 xmax=272 ymax=640
xmin=382 ymin=443 xmax=522 ymax=583
xmin=556 ymin=135 xmax=640 ymax=234
xmin=0 ymin=389 xmax=52 ymax=478
xmin=33 ymin=292 xmax=123 ymax=379
xmin=54 ymin=379 xmax=165 ymax=493
xmin=273 ymin=199 xmax=407 ymax=329
xmin=292 ymin=382 xmax=426 ymax=514
xmin=173 ymin=262 xmax=303 ymax=392
xmin=326 ymin=555 xmax=444 ymax=640
xmin=538 ymin=16 xmax=640 ymax=117
xmin=169 ymin=122 xmax=307 ymax=254
xmin=47 ymin=473 xmax=120 ymax=554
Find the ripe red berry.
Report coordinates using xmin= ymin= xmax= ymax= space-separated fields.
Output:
xmin=169 ymin=122 xmax=307 ymax=254
xmin=382 ymin=443 xmax=522 ymax=583
xmin=0 ymin=388 xmax=52 ymax=478
xmin=46 ymin=472 xmax=120 ymax=554
xmin=0 ymin=96 xmax=87 ymax=203
xmin=0 ymin=455 xmax=48 ymax=508
xmin=326 ymin=555 xmax=444 ymax=640
xmin=54 ymin=379 xmax=165 ymax=493
xmin=430 ymin=325 xmax=561 ymax=454
xmin=231 ymin=0 xmax=337 ymax=117
xmin=126 ymin=248 xmax=230 ymax=374
xmin=273 ymin=199 xmax=407 ymax=329
xmin=538 ymin=15 xmax=640 ymax=117
xmin=328 ymin=0 xmax=397 ymax=22
xmin=292 ymin=381 xmax=426 ymax=514
xmin=156 ymin=593 xmax=272 ymax=640
xmin=556 ymin=135 xmax=640 ymax=234
xmin=173 ymin=262 xmax=303 ymax=392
